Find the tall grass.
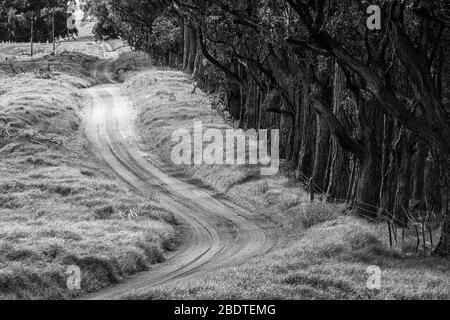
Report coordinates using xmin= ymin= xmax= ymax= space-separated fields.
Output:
xmin=0 ymin=51 xmax=177 ymax=299
xmin=124 ymin=213 xmax=450 ymax=300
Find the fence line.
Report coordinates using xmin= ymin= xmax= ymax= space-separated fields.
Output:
xmin=280 ymin=162 xmax=441 ymax=255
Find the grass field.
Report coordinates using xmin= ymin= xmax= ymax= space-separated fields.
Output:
xmin=0 ymin=22 xmax=102 ymax=61
xmin=122 ymin=65 xmax=450 ymax=300
xmin=127 ymin=215 xmax=450 ymax=300
xmin=0 ymin=48 xmax=177 ymax=299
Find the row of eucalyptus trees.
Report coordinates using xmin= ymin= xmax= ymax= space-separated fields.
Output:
xmin=88 ymin=0 xmax=450 ymax=256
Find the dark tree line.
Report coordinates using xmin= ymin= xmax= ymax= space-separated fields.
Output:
xmin=88 ymin=0 xmax=450 ymax=257
xmin=0 ymin=0 xmax=78 ymax=43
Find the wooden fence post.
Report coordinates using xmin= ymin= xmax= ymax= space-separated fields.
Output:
xmin=309 ymin=177 xmax=315 ymax=203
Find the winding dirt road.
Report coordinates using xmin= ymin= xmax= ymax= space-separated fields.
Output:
xmin=82 ymin=59 xmax=276 ymax=299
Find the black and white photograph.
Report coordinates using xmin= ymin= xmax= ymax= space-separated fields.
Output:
xmin=0 ymin=0 xmax=449 ymax=310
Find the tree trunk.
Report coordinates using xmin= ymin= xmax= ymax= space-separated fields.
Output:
xmin=227 ymin=85 xmax=242 ymax=120
xmin=182 ymin=19 xmax=190 ymax=71
xmin=393 ymin=131 xmax=414 ymax=228
xmin=290 ymin=90 xmax=303 ymax=165
xmin=434 ymin=156 xmax=450 ymax=256
xmin=297 ymin=69 xmax=316 ymax=178
xmin=327 ymin=63 xmax=350 ymax=199
xmin=187 ymin=28 xmax=198 ymax=74
xmin=379 ymin=116 xmax=396 ymax=217
xmin=424 ymin=154 xmax=442 ymax=212
xmin=354 ymin=97 xmax=383 ymax=218
xmin=355 ymin=144 xmax=381 ymax=218
xmin=410 ymin=141 xmax=427 ymax=210
xmin=193 ymin=42 xmax=204 ymax=81
xmin=312 ymin=114 xmax=330 ymax=190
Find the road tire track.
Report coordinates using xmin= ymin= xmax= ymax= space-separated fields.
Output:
xmin=82 ymin=60 xmax=276 ymax=300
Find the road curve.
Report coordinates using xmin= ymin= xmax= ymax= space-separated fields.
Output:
xmin=82 ymin=59 xmax=276 ymax=299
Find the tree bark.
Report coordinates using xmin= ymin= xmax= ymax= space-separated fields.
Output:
xmin=297 ymin=70 xmax=316 ymax=178
xmin=182 ymin=18 xmax=190 ymax=71
xmin=355 ymin=142 xmax=382 ymax=218
xmin=187 ymin=27 xmax=198 ymax=74
xmin=393 ymin=132 xmax=413 ymax=228
xmin=312 ymin=113 xmax=330 ymax=190
xmin=379 ymin=116 xmax=396 ymax=217
xmin=410 ymin=141 xmax=428 ymax=210
xmin=326 ymin=64 xmax=350 ymax=200
xmin=193 ymin=42 xmax=204 ymax=81
xmin=434 ymin=157 xmax=450 ymax=256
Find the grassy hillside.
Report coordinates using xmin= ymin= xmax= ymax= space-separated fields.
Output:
xmin=0 ymin=50 xmax=177 ymax=299
xmin=128 ymin=215 xmax=449 ymax=300
xmin=122 ymin=65 xmax=450 ymax=300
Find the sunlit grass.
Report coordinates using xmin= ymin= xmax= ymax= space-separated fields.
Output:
xmin=0 ymin=50 xmax=177 ymax=299
xmin=123 ymin=214 xmax=449 ymax=300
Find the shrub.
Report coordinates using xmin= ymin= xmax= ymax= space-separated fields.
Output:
xmin=139 ymin=202 xmax=177 ymax=225
xmin=299 ymin=203 xmax=336 ymax=229
xmin=0 ymin=195 xmax=22 ymax=209
xmin=5 ymin=247 xmax=39 ymax=262
xmin=94 ymin=205 xmax=115 ymax=220
xmin=80 ymin=169 xmax=95 ymax=177
xmin=25 ymin=157 xmax=54 ymax=166
xmin=344 ymin=230 xmax=383 ymax=251
xmin=41 ymin=243 xmax=65 ymax=261
xmin=51 ymin=185 xmax=73 ymax=197
xmin=256 ymin=181 xmax=270 ymax=195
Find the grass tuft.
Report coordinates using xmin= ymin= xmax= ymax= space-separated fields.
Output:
xmin=94 ymin=205 xmax=115 ymax=220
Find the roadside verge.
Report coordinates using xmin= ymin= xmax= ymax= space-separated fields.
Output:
xmin=0 ymin=50 xmax=177 ymax=299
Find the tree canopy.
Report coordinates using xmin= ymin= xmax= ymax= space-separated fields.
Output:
xmin=0 ymin=0 xmax=78 ymax=43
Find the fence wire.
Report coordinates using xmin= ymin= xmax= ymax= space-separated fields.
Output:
xmin=280 ymin=161 xmax=441 ymax=255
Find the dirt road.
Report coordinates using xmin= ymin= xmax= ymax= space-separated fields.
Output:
xmin=82 ymin=59 xmax=276 ymax=299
